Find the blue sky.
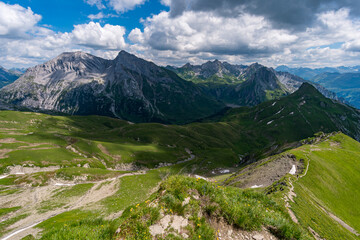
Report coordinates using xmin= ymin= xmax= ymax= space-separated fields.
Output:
xmin=4 ymin=0 xmax=167 ymax=33
xmin=0 ymin=0 xmax=360 ymax=68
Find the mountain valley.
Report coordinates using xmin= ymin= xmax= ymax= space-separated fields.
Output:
xmin=0 ymin=52 xmax=359 ymax=240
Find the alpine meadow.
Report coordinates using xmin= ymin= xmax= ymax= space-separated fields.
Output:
xmin=0 ymin=0 xmax=359 ymax=240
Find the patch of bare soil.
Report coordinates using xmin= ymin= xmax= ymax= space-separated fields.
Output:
xmin=149 ymin=214 xmax=189 ymax=238
xmin=0 ymin=149 xmax=13 ymax=159
xmin=210 ymin=218 xmax=277 ymax=240
xmin=0 ymin=138 xmax=19 ymax=144
xmin=226 ymin=154 xmax=304 ymax=188
xmin=7 ymin=165 xmax=61 ymax=175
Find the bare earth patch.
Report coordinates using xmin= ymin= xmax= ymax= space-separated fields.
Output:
xmin=226 ymin=154 xmax=304 ymax=188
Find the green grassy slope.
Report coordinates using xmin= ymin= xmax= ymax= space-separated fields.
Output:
xmin=221 ymin=83 xmax=360 ymax=149
xmin=37 ymin=175 xmax=312 ymax=240
xmin=0 ymin=83 xmax=359 ymax=177
xmin=289 ymin=133 xmax=360 ymax=239
xmin=221 ymin=132 xmax=360 ymax=239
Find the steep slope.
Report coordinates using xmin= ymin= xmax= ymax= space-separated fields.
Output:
xmin=221 ymin=83 xmax=360 ymax=153
xmin=0 ymin=66 xmax=20 ymax=88
xmin=311 ymin=72 xmax=360 ymax=108
xmin=174 ymin=62 xmax=290 ymax=106
xmin=223 ymin=132 xmax=360 ymax=239
xmin=219 ymin=64 xmax=289 ymax=106
xmin=0 ymin=51 xmax=223 ymax=124
xmin=288 ymin=133 xmax=360 ymax=239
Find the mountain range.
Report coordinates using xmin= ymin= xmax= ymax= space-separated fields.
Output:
xmin=311 ymin=72 xmax=360 ymax=109
xmin=0 ymin=66 xmax=21 ymax=88
xmin=0 ymin=51 xmax=224 ymax=124
xmin=275 ymin=65 xmax=360 ymax=80
xmin=169 ymin=60 xmax=339 ymax=107
xmin=0 ymin=51 xmax=339 ymax=124
xmin=276 ymin=65 xmax=360 ymax=108
xmin=0 ymin=52 xmax=360 ymax=240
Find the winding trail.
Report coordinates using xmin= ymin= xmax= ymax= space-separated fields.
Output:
xmin=0 ymin=171 xmax=147 ymax=240
xmin=284 ymin=177 xmax=299 ymax=224
xmin=286 ymin=155 xmax=359 ymax=238
xmin=317 ymin=205 xmax=359 ymax=236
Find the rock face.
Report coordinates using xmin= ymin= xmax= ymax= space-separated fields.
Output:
xmin=220 ymin=64 xmax=289 ymax=106
xmin=0 ymin=51 xmax=223 ymax=124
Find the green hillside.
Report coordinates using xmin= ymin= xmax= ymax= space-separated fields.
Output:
xmin=0 ymin=83 xmax=358 ymax=176
xmin=221 ymin=132 xmax=360 ymax=239
xmin=289 ymin=133 xmax=360 ymax=239
xmin=0 ymin=84 xmax=360 ymax=239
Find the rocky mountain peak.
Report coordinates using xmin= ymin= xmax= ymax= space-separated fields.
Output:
xmin=114 ymin=50 xmax=160 ymax=76
xmin=182 ymin=63 xmax=193 ymax=69
xmin=26 ymin=51 xmax=108 ymax=78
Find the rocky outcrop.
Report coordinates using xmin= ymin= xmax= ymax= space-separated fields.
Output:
xmin=0 ymin=51 xmax=223 ymax=124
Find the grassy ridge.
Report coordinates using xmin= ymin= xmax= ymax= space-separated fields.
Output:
xmin=115 ymin=175 xmax=311 ymax=240
xmin=289 ymin=133 xmax=360 ymax=239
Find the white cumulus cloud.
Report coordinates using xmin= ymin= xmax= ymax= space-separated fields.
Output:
xmin=133 ymin=11 xmax=297 ymax=56
xmin=72 ymin=22 xmax=126 ymax=50
xmin=0 ymin=2 xmax=41 ymax=38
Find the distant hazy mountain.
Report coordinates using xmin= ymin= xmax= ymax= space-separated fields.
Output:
xmin=169 ymin=61 xmax=340 ymax=107
xmin=276 ymin=65 xmax=360 ymax=109
xmin=275 ymin=65 xmax=360 ymax=80
xmin=9 ymin=67 xmax=27 ymax=75
xmin=0 ymin=66 xmax=21 ymax=88
xmin=0 ymin=51 xmax=224 ymax=124
xmin=311 ymin=72 xmax=360 ymax=109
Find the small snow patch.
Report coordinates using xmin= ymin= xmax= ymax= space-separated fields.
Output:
xmin=194 ymin=175 xmax=207 ymax=181
xmin=289 ymin=112 xmax=294 ymax=115
xmin=250 ymin=185 xmax=263 ymax=189
xmin=289 ymin=165 xmax=296 ymax=175
xmin=275 ymin=108 xmax=284 ymax=115
xmin=219 ymin=169 xmax=230 ymax=174
xmin=272 ymin=102 xmax=277 ymax=106
xmin=267 ymin=120 xmax=274 ymax=125
xmin=0 ymin=175 xmax=9 ymax=179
